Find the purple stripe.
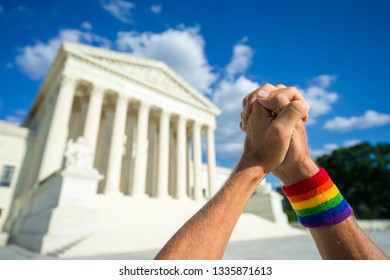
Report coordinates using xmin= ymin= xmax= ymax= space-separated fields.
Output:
xmin=301 ymin=205 xmax=353 ymax=228
xmin=298 ymin=199 xmax=348 ymax=224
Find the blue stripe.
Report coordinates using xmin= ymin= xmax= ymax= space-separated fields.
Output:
xmin=298 ymin=198 xmax=349 ymax=224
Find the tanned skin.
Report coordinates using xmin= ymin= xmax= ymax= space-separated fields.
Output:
xmin=155 ymin=84 xmax=389 ymax=260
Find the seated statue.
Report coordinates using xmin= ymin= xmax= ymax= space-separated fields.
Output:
xmin=64 ymin=137 xmax=93 ymax=170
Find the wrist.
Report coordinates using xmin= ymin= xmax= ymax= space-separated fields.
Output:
xmin=282 ymin=168 xmax=353 ymax=228
xmin=235 ymin=152 xmax=266 ymax=181
xmin=275 ymin=158 xmax=319 ymax=186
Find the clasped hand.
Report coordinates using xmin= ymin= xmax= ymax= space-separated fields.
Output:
xmin=239 ymin=83 xmax=319 ymax=186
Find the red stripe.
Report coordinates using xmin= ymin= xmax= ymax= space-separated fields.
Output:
xmin=282 ymin=168 xmax=329 ymax=196
xmin=288 ymin=178 xmax=334 ymax=203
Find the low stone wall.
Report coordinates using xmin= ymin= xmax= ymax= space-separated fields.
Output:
xmin=290 ymin=220 xmax=390 ymax=231
xmin=8 ymin=167 xmax=102 ymax=254
xmin=0 ymin=232 xmax=8 ymax=246
xmin=357 ymin=220 xmax=390 ymax=231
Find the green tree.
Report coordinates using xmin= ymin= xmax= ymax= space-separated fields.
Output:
xmin=316 ymin=142 xmax=390 ymax=219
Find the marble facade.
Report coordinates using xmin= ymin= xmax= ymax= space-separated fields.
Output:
xmin=0 ymin=42 xmax=221 ymax=252
xmin=0 ymin=42 xmax=286 ymax=254
xmin=30 ymin=44 xmax=220 ymax=200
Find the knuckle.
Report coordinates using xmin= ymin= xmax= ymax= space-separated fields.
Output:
xmin=270 ymin=124 xmax=285 ymax=139
xmin=260 ymin=83 xmax=278 ymax=93
xmin=249 ymin=91 xmax=257 ymax=101
xmin=289 ymin=100 xmax=303 ymax=111
xmin=271 ymin=122 xmax=290 ymax=140
xmin=288 ymin=86 xmax=300 ymax=95
xmin=288 ymin=86 xmax=297 ymax=91
xmin=262 ymin=83 xmax=275 ymax=91
xmin=291 ymin=101 xmax=307 ymax=117
xmin=275 ymin=94 xmax=288 ymax=105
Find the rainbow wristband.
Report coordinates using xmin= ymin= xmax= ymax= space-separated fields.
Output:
xmin=282 ymin=168 xmax=353 ymax=228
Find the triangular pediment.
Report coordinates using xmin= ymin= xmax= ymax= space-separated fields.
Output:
xmin=62 ymin=42 xmax=220 ymax=115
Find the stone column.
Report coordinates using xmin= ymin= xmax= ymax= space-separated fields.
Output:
xmin=207 ymin=126 xmax=217 ymax=198
xmin=132 ymin=102 xmax=150 ymax=196
xmin=176 ymin=116 xmax=187 ymax=199
xmin=193 ymin=122 xmax=203 ymax=200
xmin=105 ymin=96 xmax=128 ymax=194
xmin=156 ymin=110 xmax=170 ymax=198
xmin=83 ymin=86 xmax=104 ymax=156
xmin=38 ymin=75 xmax=78 ymax=181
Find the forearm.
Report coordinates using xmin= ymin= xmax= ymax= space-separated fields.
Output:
xmin=154 ymin=155 xmax=265 ymax=260
xmin=281 ymin=164 xmax=389 ymax=260
xmin=309 ymin=216 xmax=389 ymax=259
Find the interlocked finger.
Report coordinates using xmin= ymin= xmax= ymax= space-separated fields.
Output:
xmin=240 ymin=84 xmax=278 ymax=132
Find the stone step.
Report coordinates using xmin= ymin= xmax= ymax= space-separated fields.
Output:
xmin=59 ymin=195 xmax=305 ymax=258
xmin=0 ymin=232 xmax=9 ymax=247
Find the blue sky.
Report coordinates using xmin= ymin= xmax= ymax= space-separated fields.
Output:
xmin=1 ymin=0 xmax=390 ymax=185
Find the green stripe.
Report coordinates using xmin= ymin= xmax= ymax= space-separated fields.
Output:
xmin=296 ymin=192 xmax=344 ymax=217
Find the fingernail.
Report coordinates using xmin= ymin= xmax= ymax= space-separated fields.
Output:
xmin=257 ymin=90 xmax=270 ymax=99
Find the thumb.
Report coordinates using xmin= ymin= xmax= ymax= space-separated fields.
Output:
xmin=271 ymin=100 xmax=310 ymax=136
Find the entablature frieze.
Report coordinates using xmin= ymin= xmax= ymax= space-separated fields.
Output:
xmin=65 ymin=53 xmax=220 ymax=116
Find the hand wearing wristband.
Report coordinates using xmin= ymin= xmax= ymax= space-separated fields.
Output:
xmin=237 ymin=84 xmax=388 ymax=259
xmin=156 ymin=83 xmax=389 ymax=260
xmin=282 ymin=168 xmax=353 ymax=228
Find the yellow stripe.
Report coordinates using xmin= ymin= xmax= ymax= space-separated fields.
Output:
xmin=291 ymin=184 xmax=339 ymax=210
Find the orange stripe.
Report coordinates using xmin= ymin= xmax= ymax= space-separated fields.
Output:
xmin=291 ymin=185 xmax=339 ymax=210
xmin=288 ymin=178 xmax=333 ymax=203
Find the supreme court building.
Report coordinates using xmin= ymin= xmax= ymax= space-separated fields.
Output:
xmin=0 ymin=43 xmax=287 ymax=256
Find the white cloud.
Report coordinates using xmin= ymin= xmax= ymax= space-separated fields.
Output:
xmin=16 ymin=39 xmax=59 ymax=80
xmin=217 ymin=142 xmax=244 ymax=156
xmin=212 ymin=42 xmax=343 ymax=163
xmin=116 ymin=26 xmax=217 ymax=93
xmin=323 ymin=143 xmax=339 ymax=151
xmin=115 ymin=29 xmax=254 ymax=160
xmin=225 ymin=43 xmax=254 ymax=78
xmin=311 ymin=143 xmax=340 ymax=158
xmin=311 ymin=139 xmax=362 ymax=158
xmin=311 ymin=146 xmax=336 ymax=158
xmin=101 ymin=0 xmax=135 ymax=23
xmin=323 ymin=110 xmax=390 ymax=132
xmin=213 ymin=75 xmax=259 ymax=161
xmin=311 ymin=74 xmax=337 ymax=88
xmin=150 ymin=4 xmax=162 ymax=14
xmin=5 ymin=109 xmax=27 ymax=125
xmin=81 ymin=21 xmax=93 ymax=30
xmin=342 ymin=139 xmax=362 ymax=147
xmin=298 ymin=75 xmax=339 ymax=122
xmin=16 ymin=29 xmax=112 ymax=80
xmin=212 ymin=66 xmax=340 ymax=161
